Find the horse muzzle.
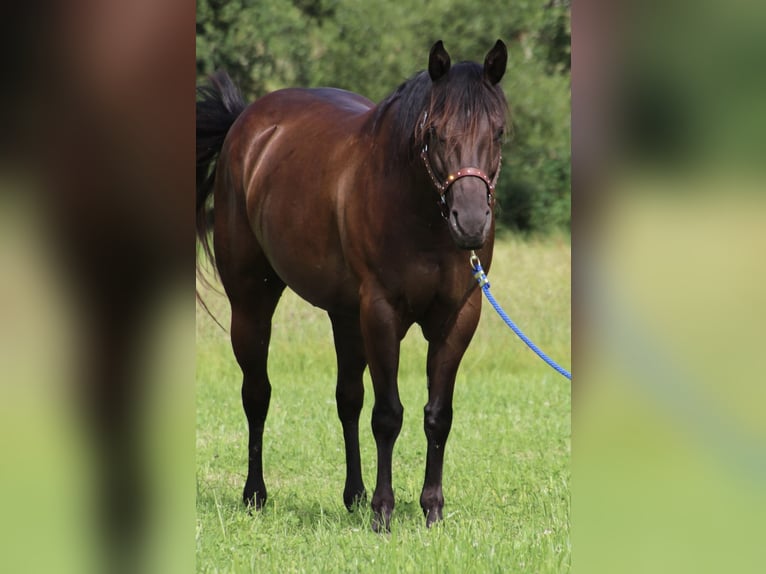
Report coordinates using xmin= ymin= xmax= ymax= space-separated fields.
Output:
xmin=445 ymin=179 xmax=493 ymax=250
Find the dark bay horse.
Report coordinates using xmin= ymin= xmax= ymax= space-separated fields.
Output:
xmin=196 ymin=40 xmax=508 ymax=530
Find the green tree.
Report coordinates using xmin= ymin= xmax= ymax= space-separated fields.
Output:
xmin=196 ymin=0 xmax=313 ymax=98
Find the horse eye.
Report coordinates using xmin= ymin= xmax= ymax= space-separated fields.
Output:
xmin=428 ymin=126 xmax=446 ymax=144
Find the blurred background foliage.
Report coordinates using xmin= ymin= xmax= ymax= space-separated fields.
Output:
xmin=197 ymin=0 xmax=570 ymax=234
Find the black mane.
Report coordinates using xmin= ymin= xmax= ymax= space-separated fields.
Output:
xmin=372 ymin=62 xmax=508 ymax=160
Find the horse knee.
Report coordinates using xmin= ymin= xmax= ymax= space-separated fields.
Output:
xmin=241 ymin=377 xmax=271 ymax=421
xmin=371 ymin=402 xmax=403 ymax=439
xmin=424 ymin=404 xmax=453 ymax=445
xmin=336 ymin=383 xmax=364 ymax=422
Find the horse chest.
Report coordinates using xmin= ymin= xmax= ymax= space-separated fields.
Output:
xmin=392 ymin=259 xmax=466 ymax=318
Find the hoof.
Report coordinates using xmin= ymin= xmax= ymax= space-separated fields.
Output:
xmin=243 ymin=484 xmax=267 ymax=511
xmin=371 ymin=506 xmax=393 ymax=533
xmin=424 ymin=506 xmax=443 ymax=528
xmin=420 ymin=489 xmax=444 ymax=527
xmin=343 ymin=488 xmax=367 ymax=512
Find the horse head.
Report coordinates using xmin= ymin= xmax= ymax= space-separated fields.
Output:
xmin=419 ymin=40 xmax=508 ymax=250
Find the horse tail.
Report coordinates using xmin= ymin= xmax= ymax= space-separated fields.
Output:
xmin=196 ymin=70 xmax=247 ymax=267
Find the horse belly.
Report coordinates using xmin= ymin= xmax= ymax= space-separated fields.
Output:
xmin=256 ymin=193 xmax=358 ymax=311
xmin=281 ymin=263 xmax=358 ymax=312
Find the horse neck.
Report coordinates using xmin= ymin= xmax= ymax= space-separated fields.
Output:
xmin=368 ymin=112 xmax=445 ymax=229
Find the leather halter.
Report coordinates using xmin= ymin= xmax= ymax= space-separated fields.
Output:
xmin=421 ymin=145 xmax=498 ymax=195
xmin=418 ymin=110 xmax=501 ymax=217
xmin=420 ymin=143 xmax=500 ymax=217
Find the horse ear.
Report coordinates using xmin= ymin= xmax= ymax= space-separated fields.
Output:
xmin=428 ymin=40 xmax=451 ymax=82
xmin=484 ymin=39 xmax=508 ymax=85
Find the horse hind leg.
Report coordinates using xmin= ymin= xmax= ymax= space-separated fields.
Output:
xmin=329 ymin=311 xmax=368 ymax=510
xmin=227 ymin=269 xmax=285 ymax=510
xmin=210 ymin=144 xmax=288 ymax=509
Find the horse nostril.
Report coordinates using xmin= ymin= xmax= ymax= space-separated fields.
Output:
xmin=451 ymin=210 xmax=458 ymax=219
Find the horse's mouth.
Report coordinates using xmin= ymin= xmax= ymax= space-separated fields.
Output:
xmin=453 ymin=235 xmax=485 ymax=250
xmin=449 ymin=228 xmax=487 ymax=250
xmin=448 ymin=213 xmax=489 ymax=250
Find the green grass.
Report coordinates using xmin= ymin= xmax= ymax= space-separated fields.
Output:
xmin=196 ymin=234 xmax=570 ymax=573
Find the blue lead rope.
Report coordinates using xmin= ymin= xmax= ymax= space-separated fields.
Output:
xmin=470 ymin=252 xmax=572 ymax=381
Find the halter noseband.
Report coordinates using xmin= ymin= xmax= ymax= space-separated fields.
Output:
xmin=420 ymin=144 xmax=499 ymax=196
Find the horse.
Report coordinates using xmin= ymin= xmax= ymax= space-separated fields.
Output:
xmin=196 ymin=40 xmax=508 ymax=531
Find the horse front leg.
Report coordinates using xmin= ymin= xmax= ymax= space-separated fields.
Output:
xmin=421 ymin=290 xmax=482 ymax=527
xmin=360 ymin=289 xmax=404 ymax=532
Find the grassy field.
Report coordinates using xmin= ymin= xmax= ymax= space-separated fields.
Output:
xmin=196 ymin=234 xmax=571 ymax=573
